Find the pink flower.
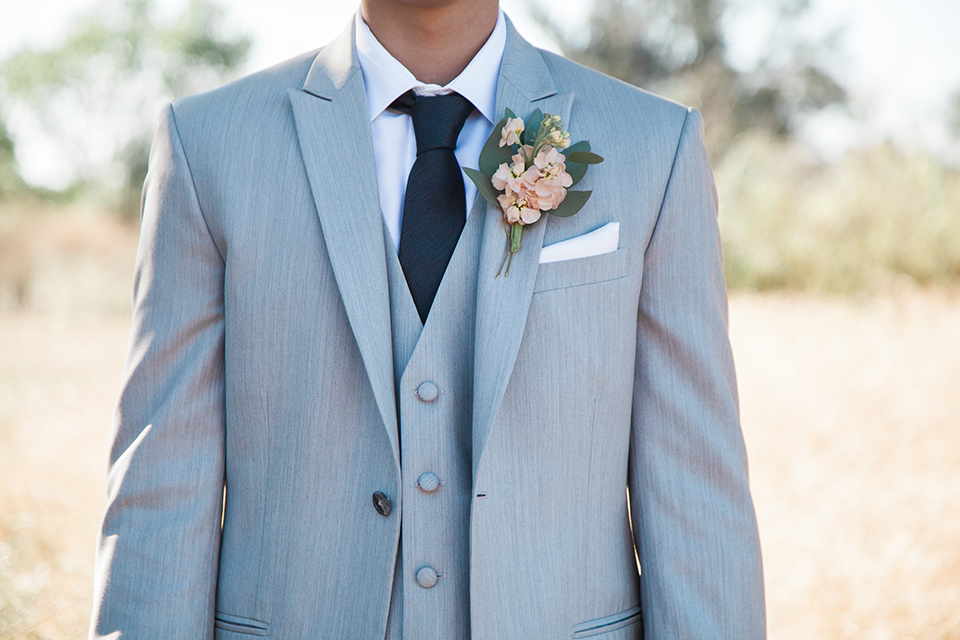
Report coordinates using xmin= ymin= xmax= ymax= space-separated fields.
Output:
xmin=520 ymin=164 xmax=541 ymax=191
xmin=533 ymin=146 xmax=569 ymax=175
xmin=499 ymin=117 xmax=525 ymax=148
xmin=497 ymin=189 xmax=542 ymax=225
xmin=492 ymin=153 xmax=527 ymax=194
xmin=526 ymin=146 xmax=573 ymax=211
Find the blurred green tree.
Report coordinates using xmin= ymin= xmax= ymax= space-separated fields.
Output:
xmin=527 ymin=0 xmax=846 ymax=157
xmin=0 ymin=0 xmax=250 ymax=214
xmin=0 ymin=109 xmax=26 ymax=197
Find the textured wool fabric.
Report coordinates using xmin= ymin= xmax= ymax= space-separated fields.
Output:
xmin=391 ymin=90 xmax=475 ymax=322
xmin=89 ymin=15 xmax=766 ymax=640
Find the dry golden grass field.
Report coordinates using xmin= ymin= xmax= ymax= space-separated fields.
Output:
xmin=1 ymin=210 xmax=959 ymax=639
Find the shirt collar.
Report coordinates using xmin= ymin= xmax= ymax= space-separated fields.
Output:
xmin=355 ymin=9 xmax=506 ymax=125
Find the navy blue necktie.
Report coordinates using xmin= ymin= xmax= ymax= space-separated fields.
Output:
xmin=390 ymin=90 xmax=475 ymax=323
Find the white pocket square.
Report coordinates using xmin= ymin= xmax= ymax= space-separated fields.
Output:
xmin=538 ymin=222 xmax=620 ymax=264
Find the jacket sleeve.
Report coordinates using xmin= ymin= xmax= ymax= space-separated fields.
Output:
xmin=90 ymin=103 xmax=226 ymax=639
xmin=627 ymin=108 xmax=767 ymax=639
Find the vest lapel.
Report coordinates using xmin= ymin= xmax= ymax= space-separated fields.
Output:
xmin=288 ymin=24 xmax=399 ymax=469
xmin=385 ymin=190 xmax=488 ymax=383
xmin=472 ymin=20 xmax=575 ymax=481
xmin=382 ymin=222 xmax=422 ymax=389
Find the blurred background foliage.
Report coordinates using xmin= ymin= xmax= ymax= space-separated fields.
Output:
xmin=0 ymin=0 xmax=249 ymax=211
xmin=0 ymin=119 xmax=26 ymax=196
xmin=530 ymin=0 xmax=847 ymax=156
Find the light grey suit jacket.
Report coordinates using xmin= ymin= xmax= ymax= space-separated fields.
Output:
xmin=90 ymin=16 xmax=765 ymax=640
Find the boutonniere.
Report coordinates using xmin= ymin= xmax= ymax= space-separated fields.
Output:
xmin=463 ymin=108 xmax=603 ymax=276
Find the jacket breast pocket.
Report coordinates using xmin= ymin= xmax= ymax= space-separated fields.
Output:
xmin=214 ymin=611 xmax=270 ymax=637
xmin=533 ymin=247 xmax=629 ymax=293
xmin=572 ymin=604 xmax=643 ymax=638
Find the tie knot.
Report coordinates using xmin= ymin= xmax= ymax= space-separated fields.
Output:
xmin=390 ymin=90 xmax=475 ymax=154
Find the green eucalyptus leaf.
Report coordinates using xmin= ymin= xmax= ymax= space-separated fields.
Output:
xmin=564 ymin=140 xmax=591 ymax=186
xmin=463 ymin=167 xmax=502 ymax=208
xmin=549 ymin=190 xmax=592 ymax=218
xmin=523 ymin=108 xmax=544 ymax=146
xmin=567 ymin=166 xmax=588 ymax=187
xmin=504 ymin=107 xmax=517 ymax=120
xmin=510 ymin=222 xmax=523 ymax=253
xmin=479 ymin=116 xmax=509 ymax=177
xmin=565 ymin=151 xmax=604 ymax=165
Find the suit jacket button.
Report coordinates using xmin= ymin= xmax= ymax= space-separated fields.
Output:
xmin=372 ymin=491 xmax=392 ymax=517
xmin=415 ymin=381 xmax=440 ymax=402
xmin=415 ymin=566 xmax=438 ymax=589
xmin=417 ymin=472 xmax=441 ymax=493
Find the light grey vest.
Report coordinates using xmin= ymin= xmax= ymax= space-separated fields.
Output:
xmin=382 ymin=207 xmax=483 ymax=640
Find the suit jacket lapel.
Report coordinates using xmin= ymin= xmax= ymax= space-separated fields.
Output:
xmin=472 ymin=19 xmax=575 ymax=479
xmin=288 ymin=24 xmax=400 ymax=469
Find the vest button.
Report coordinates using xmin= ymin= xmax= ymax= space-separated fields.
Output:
xmin=372 ymin=491 xmax=392 ymax=517
xmin=416 ymin=381 xmax=440 ymax=402
xmin=415 ymin=566 xmax=439 ymax=589
xmin=417 ymin=471 xmax=441 ymax=493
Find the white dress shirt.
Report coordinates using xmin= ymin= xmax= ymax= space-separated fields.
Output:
xmin=354 ymin=10 xmax=506 ymax=254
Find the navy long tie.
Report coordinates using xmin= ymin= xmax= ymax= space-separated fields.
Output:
xmin=390 ymin=89 xmax=475 ymax=323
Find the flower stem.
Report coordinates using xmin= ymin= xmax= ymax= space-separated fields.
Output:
xmin=496 ymin=229 xmax=510 ymax=278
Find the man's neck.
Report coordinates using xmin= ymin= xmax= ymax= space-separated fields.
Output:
xmin=360 ymin=0 xmax=500 ymax=86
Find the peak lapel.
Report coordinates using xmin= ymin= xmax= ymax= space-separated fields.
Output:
xmin=288 ymin=24 xmax=399 ymax=469
xmin=472 ymin=20 xmax=575 ymax=480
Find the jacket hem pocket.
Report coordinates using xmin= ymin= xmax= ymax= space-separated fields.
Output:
xmin=214 ymin=611 xmax=270 ymax=637
xmin=572 ymin=604 xmax=642 ymax=638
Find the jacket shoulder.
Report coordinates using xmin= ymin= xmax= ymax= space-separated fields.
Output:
xmin=168 ymin=49 xmax=319 ymax=135
xmin=538 ymin=49 xmax=691 ymax=129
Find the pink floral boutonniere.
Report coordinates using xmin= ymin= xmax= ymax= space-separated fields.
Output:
xmin=463 ymin=108 xmax=603 ymax=276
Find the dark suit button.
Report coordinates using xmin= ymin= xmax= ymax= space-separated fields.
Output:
xmin=416 ymin=381 xmax=440 ymax=402
xmin=372 ymin=491 xmax=392 ymax=517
